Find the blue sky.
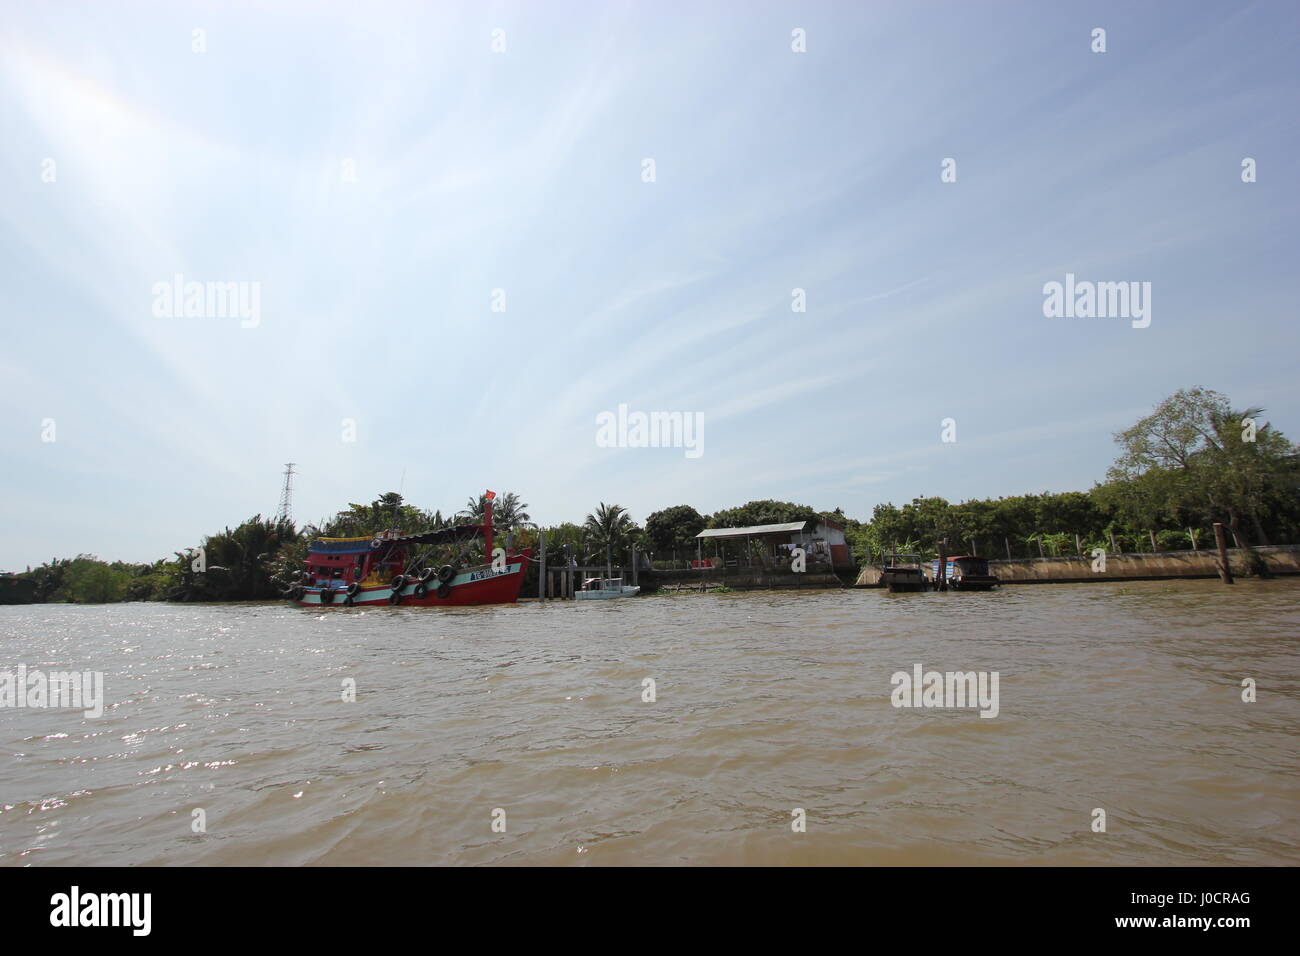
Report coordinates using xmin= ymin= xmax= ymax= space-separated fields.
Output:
xmin=1 ymin=0 xmax=1297 ymax=569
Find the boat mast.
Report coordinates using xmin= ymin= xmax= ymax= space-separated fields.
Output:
xmin=484 ymin=490 xmax=495 ymax=564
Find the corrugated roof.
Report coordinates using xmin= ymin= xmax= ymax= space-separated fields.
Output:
xmin=696 ymin=521 xmax=810 ymax=540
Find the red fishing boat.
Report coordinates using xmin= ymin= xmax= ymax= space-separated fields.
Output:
xmin=280 ymin=491 xmax=529 ymax=608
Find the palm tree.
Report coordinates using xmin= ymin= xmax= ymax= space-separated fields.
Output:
xmin=457 ymin=492 xmax=531 ymax=530
xmin=173 ymin=514 xmax=297 ymax=601
xmin=583 ymin=503 xmax=635 ymax=563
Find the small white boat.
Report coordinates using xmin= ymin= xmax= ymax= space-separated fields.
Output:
xmin=575 ymin=577 xmax=641 ymax=600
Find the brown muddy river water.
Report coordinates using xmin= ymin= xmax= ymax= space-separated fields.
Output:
xmin=1 ymin=579 xmax=1297 ymax=866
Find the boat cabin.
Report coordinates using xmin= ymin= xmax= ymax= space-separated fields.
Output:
xmin=301 ymin=525 xmax=488 ymax=589
xmin=303 ymin=535 xmax=402 ymax=588
xmin=931 ymin=555 xmax=1000 ymax=591
xmin=880 ymin=553 xmax=929 ymax=593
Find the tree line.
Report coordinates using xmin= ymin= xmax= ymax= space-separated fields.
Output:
xmin=3 ymin=388 xmax=1295 ymax=603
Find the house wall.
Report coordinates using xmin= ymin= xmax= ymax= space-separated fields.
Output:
xmin=815 ymin=523 xmax=853 ymax=568
xmin=817 ymin=523 xmax=847 ymax=546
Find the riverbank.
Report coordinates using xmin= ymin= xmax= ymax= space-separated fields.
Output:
xmin=853 ymin=545 xmax=1300 ymax=586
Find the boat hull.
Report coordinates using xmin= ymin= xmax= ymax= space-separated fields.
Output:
xmin=291 ymin=555 xmax=528 ymax=608
xmin=881 ymin=570 xmax=929 ymax=593
xmin=948 ymin=575 xmax=1000 ymax=591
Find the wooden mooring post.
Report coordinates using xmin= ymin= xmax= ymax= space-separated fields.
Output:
xmin=538 ymin=532 xmax=546 ymax=603
xmin=936 ymin=539 xmax=948 ymax=591
xmin=1213 ymin=522 xmax=1234 ymax=585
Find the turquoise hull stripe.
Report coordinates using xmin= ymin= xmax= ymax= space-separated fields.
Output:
xmin=298 ymin=562 xmax=523 ymax=604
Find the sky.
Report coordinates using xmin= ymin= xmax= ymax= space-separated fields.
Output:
xmin=1 ymin=0 xmax=1297 ymax=569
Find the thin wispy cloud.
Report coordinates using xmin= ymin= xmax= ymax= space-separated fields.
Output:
xmin=0 ymin=1 xmax=1296 ymax=565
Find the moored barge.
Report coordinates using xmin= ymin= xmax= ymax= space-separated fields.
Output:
xmin=931 ymin=555 xmax=1000 ymax=591
xmin=880 ymin=553 xmax=930 ymax=593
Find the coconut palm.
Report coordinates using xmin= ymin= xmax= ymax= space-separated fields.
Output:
xmin=172 ymin=514 xmax=298 ymax=601
xmin=583 ymin=503 xmax=636 ymax=563
xmin=457 ymin=492 xmax=531 ymax=530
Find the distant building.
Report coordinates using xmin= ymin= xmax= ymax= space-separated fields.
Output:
xmin=816 ymin=518 xmax=852 ymax=568
xmin=695 ymin=519 xmax=854 ymax=570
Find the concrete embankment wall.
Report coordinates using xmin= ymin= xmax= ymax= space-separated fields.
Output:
xmin=854 ymin=545 xmax=1300 ymax=586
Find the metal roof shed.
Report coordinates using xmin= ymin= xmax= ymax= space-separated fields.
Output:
xmin=695 ymin=521 xmax=811 ymax=540
xmin=693 ymin=521 xmax=816 ymax=569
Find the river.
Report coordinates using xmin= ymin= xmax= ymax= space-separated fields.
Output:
xmin=2 ymin=578 xmax=1297 ymax=865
